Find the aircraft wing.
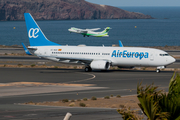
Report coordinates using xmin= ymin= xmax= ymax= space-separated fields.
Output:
xmin=69 ymin=27 xmax=100 ymax=33
xmin=75 ymin=28 xmax=100 ymax=33
xmin=86 ymin=28 xmax=101 ymax=31
xmin=69 ymin=27 xmax=88 ymax=33
xmin=55 ymin=56 xmax=92 ymax=61
xmin=54 ymin=56 xmax=111 ymax=65
xmin=78 ymin=30 xmax=88 ymax=33
xmin=55 ymin=56 xmax=93 ymax=64
xmin=70 ymin=27 xmax=82 ymax=30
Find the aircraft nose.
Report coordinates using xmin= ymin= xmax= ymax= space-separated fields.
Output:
xmin=170 ymin=56 xmax=176 ymax=64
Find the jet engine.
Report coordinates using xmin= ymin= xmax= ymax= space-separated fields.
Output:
xmin=90 ymin=60 xmax=110 ymax=70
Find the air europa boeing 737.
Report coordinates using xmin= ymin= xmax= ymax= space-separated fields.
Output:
xmin=23 ymin=13 xmax=176 ymax=73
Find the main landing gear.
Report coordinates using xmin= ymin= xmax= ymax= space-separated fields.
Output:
xmin=85 ymin=66 xmax=92 ymax=72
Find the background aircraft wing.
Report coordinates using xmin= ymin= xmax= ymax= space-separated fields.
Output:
xmin=69 ymin=27 xmax=100 ymax=33
xmin=78 ymin=30 xmax=88 ymax=33
xmin=70 ymin=27 xmax=81 ymax=30
xmin=86 ymin=28 xmax=101 ymax=31
xmin=70 ymin=27 xmax=88 ymax=33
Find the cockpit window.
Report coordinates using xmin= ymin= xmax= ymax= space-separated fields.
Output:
xmin=160 ymin=54 xmax=169 ymax=56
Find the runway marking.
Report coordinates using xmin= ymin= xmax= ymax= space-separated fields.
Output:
xmin=3 ymin=116 xmax=15 ymax=118
xmin=0 ymin=86 xmax=169 ymax=98
xmin=173 ymin=63 xmax=180 ymax=64
xmin=0 ymin=103 xmax=116 ymax=114
xmin=30 ymin=86 xmax=168 ymax=96
xmin=2 ymin=88 xmax=133 ymax=98
xmin=0 ymin=106 xmax=70 ymax=114
xmin=65 ymin=73 xmax=96 ymax=83
xmin=0 ymin=82 xmax=93 ymax=87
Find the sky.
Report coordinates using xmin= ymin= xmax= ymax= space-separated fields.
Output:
xmin=85 ymin=0 xmax=180 ymax=7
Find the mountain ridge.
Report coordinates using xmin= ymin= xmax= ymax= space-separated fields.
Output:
xmin=0 ymin=0 xmax=153 ymax=21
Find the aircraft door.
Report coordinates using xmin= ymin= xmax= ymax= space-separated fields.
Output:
xmin=36 ymin=48 xmax=42 ymax=56
xmin=150 ymin=53 xmax=154 ymax=61
xmin=44 ymin=49 xmax=48 ymax=56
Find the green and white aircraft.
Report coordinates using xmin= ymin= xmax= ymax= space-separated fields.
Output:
xmin=68 ymin=27 xmax=111 ymax=37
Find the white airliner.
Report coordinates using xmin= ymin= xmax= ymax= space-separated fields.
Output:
xmin=68 ymin=27 xmax=110 ymax=37
xmin=23 ymin=13 xmax=176 ymax=73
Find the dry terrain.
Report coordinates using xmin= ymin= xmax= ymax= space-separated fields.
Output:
xmin=25 ymin=95 xmax=140 ymax=110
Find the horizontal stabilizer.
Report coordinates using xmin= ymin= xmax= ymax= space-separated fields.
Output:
xmin=22 ymin=43 xmax=32 ymax=55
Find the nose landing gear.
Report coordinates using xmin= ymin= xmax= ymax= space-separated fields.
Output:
xmin=156 ymin=66 xmax=165 ymax=73
xmin=156 ymin=69 xmax=160 ymax=73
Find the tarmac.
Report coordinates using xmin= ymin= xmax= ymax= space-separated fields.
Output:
xmin=0 ymin=67 xmax=176 ymax=120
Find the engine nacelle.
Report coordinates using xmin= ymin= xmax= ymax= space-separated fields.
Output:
xmin=90 ymin=60 xmax=110 ymax=70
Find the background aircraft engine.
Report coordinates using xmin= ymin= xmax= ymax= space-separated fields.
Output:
xmin=90 ymin=60 xmax=110 ymax=70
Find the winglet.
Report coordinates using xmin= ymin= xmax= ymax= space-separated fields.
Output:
xmin=22 ymin=43 xmax=32 ymax=55
xmin=119 ymin=40 xmax=123 ymax=47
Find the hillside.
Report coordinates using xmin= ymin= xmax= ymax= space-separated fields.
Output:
xmin=0 ymin=0 xmax=153 ymax=21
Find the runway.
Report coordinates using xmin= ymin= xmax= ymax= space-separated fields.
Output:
xmin=0 ymin=56 xmax=41 ymax=60
xmin=0 ymin=104 xmax=120 ymax=120
xmin=0 ymin=67 xmax=175 ymax=120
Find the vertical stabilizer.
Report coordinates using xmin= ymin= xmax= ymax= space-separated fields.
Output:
xmin=119 ymin=40 xmax=123 ymax=47
xmin=102 ymin=27 xmax=111 ymax=33
xmin=24 ymin=13 xmax=60 ymax=46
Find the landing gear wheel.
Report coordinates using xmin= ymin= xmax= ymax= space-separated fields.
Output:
xmin=156 ymin=69 xmax=160 ymax=73
xmin=85 ymin=66 xmax=92 ymax=72
xmin=85 ymin=67 xmax=89 ymax=72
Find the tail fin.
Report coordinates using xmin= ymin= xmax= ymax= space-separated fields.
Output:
xmin=24 ymin=13 xmax=60 ymax=46
xmin=102 ymin=27 xmax=111 ymax=33
xmin=119 ymin=40 xmax=123 ymax=47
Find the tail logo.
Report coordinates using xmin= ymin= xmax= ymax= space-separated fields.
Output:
xmin=28 ymin=28 xmax=39 ymax=38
